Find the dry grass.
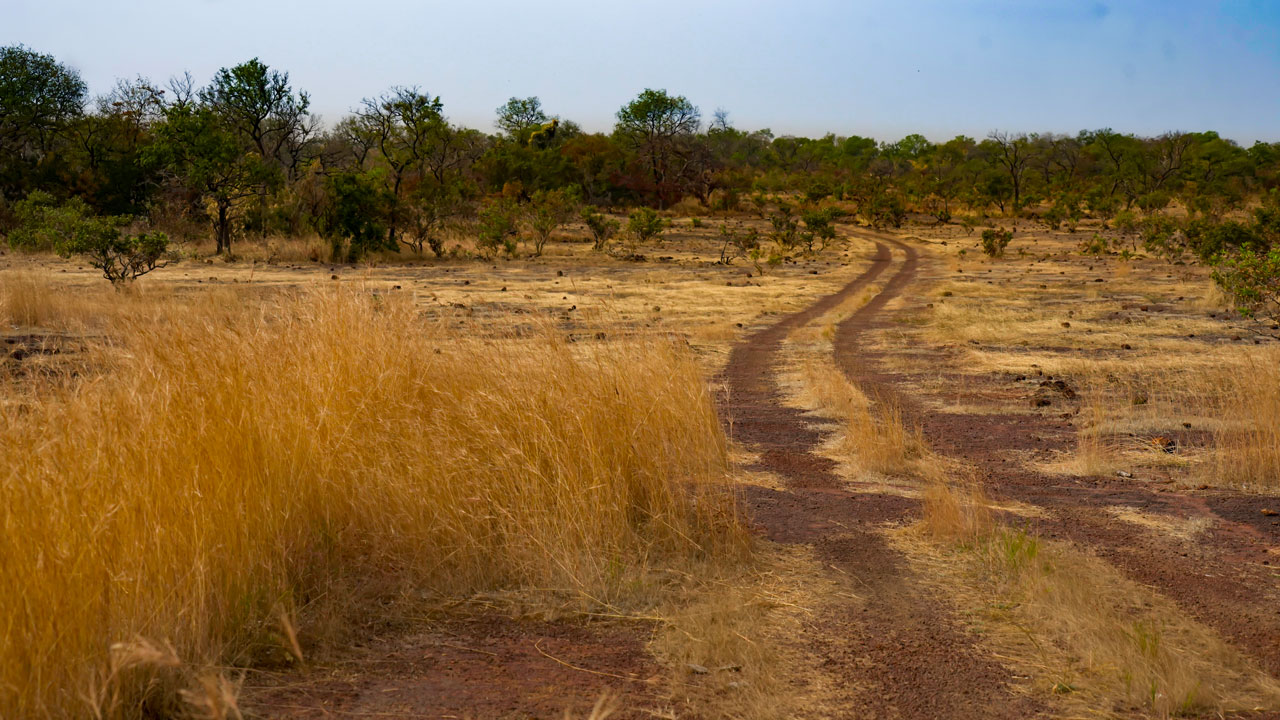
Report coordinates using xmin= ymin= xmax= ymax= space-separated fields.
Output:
xmin=0 ymin=284 xmax=745 ymax=718
xmin=1212 ymin=349 xmax=1280 ymax=490
xmin=1 ymin=270 xmax=90 ymax=328
xmin=911 ymin=483 xmax=1280 ymax=717
xmin=796 ymin=360 xmax=933 ymax=478
xmin=652 ymin=545 xmax=845 ymax=720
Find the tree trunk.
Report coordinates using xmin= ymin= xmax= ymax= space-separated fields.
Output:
xmin=217 ymin=199 xmax=231 ymax=255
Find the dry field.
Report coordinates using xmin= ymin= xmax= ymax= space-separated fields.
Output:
xmin=3 ymin=214 xmax=1280 ymax=719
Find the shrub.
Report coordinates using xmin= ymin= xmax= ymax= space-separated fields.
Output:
xmin=1079 ymin=233 xmax=1109 ymax=256
xmin=58 ymin=221 xmax=171 ymax=285
xmin=1141 ymin=215 xmax=1185 ymax=261
xmin=768 ymin=204 xmax=799 ymax=249
xmin=627 ymin=207 xmax=667 ymax=244
xmin=980 ymin=228 xmax=1013 ymax=257
xmin=866 ymin=191 xmax=906 ymax=228
xmin=477 ymin=198 xmax=520 ymax=258
xmin=717 ymin=223 xmax=760 ymax=266
xmin=799 ymin=207 xmax=844 ymax=254
xmin=526 ymin=189 xmax=576 ymax=257
xmin=1185 ymin=219 xmax=1262 ymax=263
xmin=8 ymin=191 xmax=94 ymax=252
xmin=323 ymin=171 xmax=393 ymax=262
xmin=580 ymin=208 xmax=620 ymax=251
xmin=1212 ymin=246 xmax=1280 ymax=331
xmin=9 ymin=191 xmax=170 ymax=284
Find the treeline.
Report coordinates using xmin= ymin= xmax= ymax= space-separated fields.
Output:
xmin=3 ymin=46 xmax=1279 ymax=273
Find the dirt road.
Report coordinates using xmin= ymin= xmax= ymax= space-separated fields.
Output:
xmin=719 ymin=233 xmax=1044 ymax=718
xmin=721 ymin=227 xmax=1280 ymax=718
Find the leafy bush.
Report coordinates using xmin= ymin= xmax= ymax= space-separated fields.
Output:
xmin=768 ymin=204 xmax=799 ymax=249
xmin=866 ymin=191 xmax=906 ymax=228
xmin=1079 ymin=233 xmax=1109 ymax=256
xmin=799 ymin=207 xmax=844 ymax=254
xmin=10 ymin=191 xmax=170 ymax=284
xmin=1213 ymin=246 xmax=1280 ymax=331
xmin=8 ymin=191 xmax=94 ymax=251
xmin=59 ymin=224 xmax=170 ymax=285
xmin=627 ymin=207 xmax=666 ymax=244
xmin=1185 ymin=219 xmax=1261 ymax=263
xmin=477 ymin=198 xmax=520 ymax=258
xmin=581 ymin=207 xmax=620 ymax=251
xmin=323 ymin=171 xmax=393 ymax=262
xmin=526 ymin=189 xmax=577 ymax=257
xmin=980 ymin=228 xmax=1013 ymax=257
xmin=1140 ymin=215 xmax=1185 ymax=261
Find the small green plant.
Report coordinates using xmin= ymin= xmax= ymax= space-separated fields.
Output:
xmin=627 ymin=207 xmax=667 ymax=244
xmin=980 ymin=228 xmax=1013 ymax=257
xmin=1079 ymin=233 xmax=1109 ymax=256
xmin=689 ymin=217 xmax=703 ymax=229
xmin=580 ymin=207 xmax=620 ymax=251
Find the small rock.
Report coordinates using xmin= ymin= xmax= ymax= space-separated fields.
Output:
xmin=1263 ymin=509 xmax=1279 ymax=517
xmin=1116 ymin=470 xmax=1134 ymax=479
xmin=688 ymin=663 xmax=709 ymax=675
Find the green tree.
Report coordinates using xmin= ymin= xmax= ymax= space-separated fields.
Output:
xmin=0 ymin=45 xmax=87 ymax=198
xmin=614 ymin=89 xmax=700 ymax=207
xmin=150 ymin=103 xmax=267 ymax=254
xmin=495 ymin=96 xmax=548 ymax=143
xmin=476 ymin=197 xmax=520 ymax=258
xmin=352 ymin=87 xmax=454 ymax=246
xmin=200 ymin=59 xmax=313 ymax=235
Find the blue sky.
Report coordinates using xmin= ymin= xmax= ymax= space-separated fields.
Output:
xmin=6 ymin=0 xmax=1280 ymax=143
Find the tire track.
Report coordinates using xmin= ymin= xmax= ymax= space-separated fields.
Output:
xmin=719 ymin=232 xmax=1042 ymax=719
xmin=827 ymin=230 xmax=1280 ymax=703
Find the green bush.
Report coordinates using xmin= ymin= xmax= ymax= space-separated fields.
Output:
xmin=980 ymin=228 xmax=1013 ymax=257
xmin=477 ymin=198 xmax=520 ymax=258
xmin=1212 ymin=246 xmax=1280 ymax=330
xmin=526 ymin=189 xmax=576 ymax=257
xmin=1079 ymin=233 xmax=1109 ymax=256
xmin=323 ymin=171 xmax=393 ymax=262
xmin=8 ymin=191 xmax=93 ymax=251
xmin=627 ymin=207 xmax=666 ymax=244
xmin=59 ymin=224 xmax=170 ymax=285
xmin=799 ymin=207 xmax=844 ymax=254
xmin=581 ymin=208 xmax=620 ymax=251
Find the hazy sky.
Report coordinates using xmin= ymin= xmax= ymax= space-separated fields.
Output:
xmin=6 ymin=0 xmax=1280 ymax=143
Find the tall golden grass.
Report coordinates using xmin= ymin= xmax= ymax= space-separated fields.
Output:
xmin=1212 ymin=349 xmax=1280 ymax=489
xmin=0 ymin=285 xmax=743 ymax=718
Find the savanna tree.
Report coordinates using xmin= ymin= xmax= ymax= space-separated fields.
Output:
xmin=615 ymin=89 xmax=700 ymax=207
